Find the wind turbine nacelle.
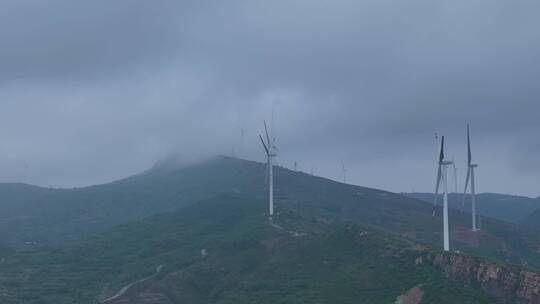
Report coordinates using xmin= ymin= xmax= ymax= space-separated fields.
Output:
xmin=470 ymin=164 xmax=478 ymax=168
xmin=440 ymin=160 xmax=453 ymax=166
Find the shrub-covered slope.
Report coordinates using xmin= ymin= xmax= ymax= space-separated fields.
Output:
xmin=0 ymin=195 xmax=497 ymax=304
xmin=1 ymin=156 xmax=540 ymax=271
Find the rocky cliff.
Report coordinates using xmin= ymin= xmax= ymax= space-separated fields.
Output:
xmin=420 ymin=252 xmax=540 ymax=304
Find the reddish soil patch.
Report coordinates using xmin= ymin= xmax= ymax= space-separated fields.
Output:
xmin=395 ymin=285 xmax=424 ymax=304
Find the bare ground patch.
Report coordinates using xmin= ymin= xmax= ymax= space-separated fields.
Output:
xmin=395 ymin=285 xmax=424 ymax=304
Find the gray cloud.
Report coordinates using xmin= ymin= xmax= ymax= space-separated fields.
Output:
xmin=0 ymin=0 xmax=539 ymax=196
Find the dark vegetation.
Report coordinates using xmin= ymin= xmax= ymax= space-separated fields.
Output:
xmin=0 ymin=196 xmax=494 ymax=303
xmin=0 ymin=156 xmax=538 ymax=303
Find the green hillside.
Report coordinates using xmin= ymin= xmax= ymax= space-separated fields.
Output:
xmin=1 ymin=156 xmax=540 ymax=269
xmin=0 ymin=157 xmax=267 ymax=245
xmin=0 ymin=195 xmax=494 ymax=304
xmin=0 ymin=157 xmax=539 ymax=303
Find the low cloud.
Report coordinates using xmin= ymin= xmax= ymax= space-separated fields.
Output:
xmin=0 ymin=0 xmax=538 ymax=196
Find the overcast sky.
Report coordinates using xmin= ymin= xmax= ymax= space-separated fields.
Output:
xmin=0 ymin=0 xmax=539 ymax=196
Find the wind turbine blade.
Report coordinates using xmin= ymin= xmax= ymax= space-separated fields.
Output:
xmin=264 ymin=120 xmax=271 ymax=146
xmin=435 ymin=166 xmax=442 ymax=197
xmin=452 ymin=163 xmax=457 ymax=183
xmin=452 ymin=162 xmax=458 ymax=194
xmin=433 ymin=135 xmax=445 ymax=217
xmin=462 ymin=166 xmax=471 ymax=208
xmin=433 ymin=164 xmax=442 ymax=216
xmin=467 ymin=124 xmax=472 ymax=165
xmin=264 ymin=156 xmax=269 ymax=186
xmin=259 ymin=135 xmax=269 ymax=154
xmin=439 ymin=136 xmax=445 ymax=163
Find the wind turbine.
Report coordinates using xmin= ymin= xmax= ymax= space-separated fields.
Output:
xmin=259 ymin=121 xmax=277 ymax=219
xmin=341 ymin=160 xmax=347 ymax=183
xmin=341 ymin=160 xmax=347 ymax=184
xmin=452 ymin=162 xmax=458 ymax=194
xmin=239 ymin=127 xmax=246 ymax=157
xmin=463 ymin=124 xmax=479 ymax=231
xmin=433 ymin=136 xmax=453 ymax=251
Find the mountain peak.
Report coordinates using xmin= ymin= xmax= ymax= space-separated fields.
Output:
xmin=149 ymin=154 xmax=246 ymax=172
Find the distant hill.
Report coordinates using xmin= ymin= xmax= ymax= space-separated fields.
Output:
xmin=1 ymin=156 xmax=540 ymax=269
xmin=1 ymin=157 xmax=540 ymax=303
xmin=0 ymin=156 xmax=268 ymax=245
xmin=403 ymin=192 xmax=540 ymax=224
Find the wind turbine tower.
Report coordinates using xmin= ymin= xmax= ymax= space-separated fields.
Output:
xmin=452 ymin=162 xmax=458 ymax=194
xmin=239 ymin=127 xmax=246 ymax=157
xmin=463 ymin=124 xmax=479 ymax=231
xmin=341 ymin=160 xmax=347 ymax=183
xmin=434 ymin=136 xmax=453 ymax=251
xmin=259 ymin=121 xmax=278 ymax=219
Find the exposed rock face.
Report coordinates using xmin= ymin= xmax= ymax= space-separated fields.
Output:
xmin=428 ymin=253 xmax=540 ymax=304
xmin=395 ymin=285 xmax=424 ymax=304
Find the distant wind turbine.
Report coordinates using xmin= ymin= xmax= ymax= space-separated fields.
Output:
xmin=239 ymin=127 xmax=246 ymax=157
xmin=341 ymin=160 xmax=347 ymax=183
xmin=452 ymin=162 xmax=458 ymax=194
xmin=433 ymin=136 xmax=453 ymax=252
xmin=259 ymin=121 xmax=278 ymax=219
xmin=463 ymin=124 xmax=479 ymax=232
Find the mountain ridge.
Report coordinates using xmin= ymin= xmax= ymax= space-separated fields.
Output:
xmin=1 ymin=157 xmax=540 ymax=303
xmin=0 ymin=155 xmax=392 ymax=246
xmin=404 ymin=192 xmax=540 ymax=224
xmin=0 ymin=156 xmax=539 ymax=270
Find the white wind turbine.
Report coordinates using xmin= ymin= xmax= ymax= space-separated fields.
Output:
xmin=452 ymin=161 xmax=458 ymax=194
xmin=463 ymin=124 xmax=479 ymax=231
xmin=259 ymin=121 xmax=277 ymax=219
xmin=239 ymin=127 xmax=246 ymax=157
xmin=433 ymin=136 xmax=453 ymax=251
xmin=341 ymin=160 xmax=347 ymax=184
